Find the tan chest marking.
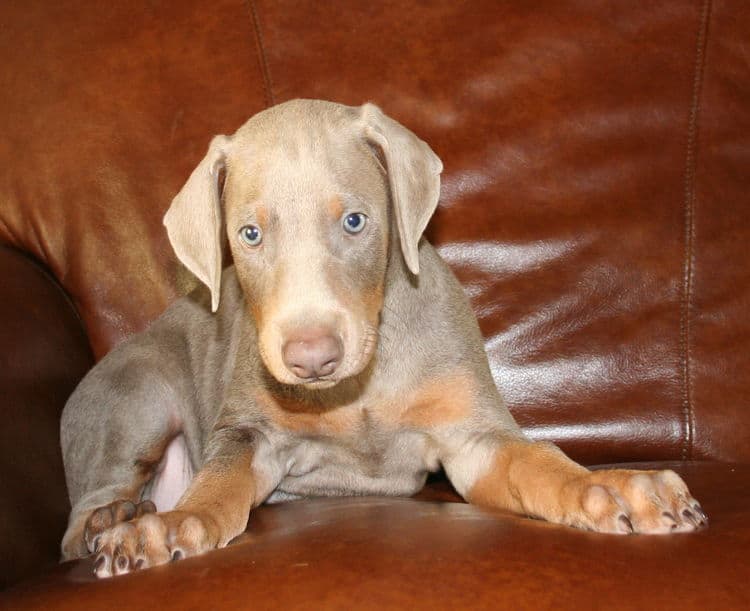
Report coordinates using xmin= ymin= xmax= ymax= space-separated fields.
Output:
xmin=258 ymin=371 xmax=475 ymax=438
xmin=388 ymin=372 xmax=476 ymax=429
xmin=257 ymin=389 xmax=364 ymax=436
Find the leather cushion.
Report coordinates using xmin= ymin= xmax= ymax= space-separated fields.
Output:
xmin=2 ymin=461 xmax=748 ymax=609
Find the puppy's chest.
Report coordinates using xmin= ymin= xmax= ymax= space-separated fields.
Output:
xmin=254 ymin=374 xmax=476 ymax=496
xmin=258 ymin=371 xmax=475 ymax=440
xmin=283 ymin=405 xmax=438 ymax=471
xmin=267 ymin=398 xmax=422 ymax=458
xmin=276 ymin=411 xmax=440 ymax=498
xmin=259 ymin=394 xmax=448 ymax=496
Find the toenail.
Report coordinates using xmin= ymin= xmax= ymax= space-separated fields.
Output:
xmin=93 ymin=555 xmax=105 ymax=573
xmin=618 ymin=515 xmax=634 ymax=533
xmin=693 ymin=504 xmax=708 ymax=524
xmin=662 ymin=511 xmax=677 ymax=529
xmin=171 ymin=549 xmax=183 ymax=561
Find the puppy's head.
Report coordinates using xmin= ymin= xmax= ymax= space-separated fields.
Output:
xmin=164 ymin=99 xmax=442 ymax=388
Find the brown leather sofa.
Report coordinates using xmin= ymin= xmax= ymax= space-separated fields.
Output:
xmin=1 ymin=1 xmax=748 ymax=608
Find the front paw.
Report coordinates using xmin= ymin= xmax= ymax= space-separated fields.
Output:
xmin=84 ymin=498 xmax=156 ymax=554
xmin=564 ymin=469 xmax=707 ymax=535
xmin=93 ymin=511 xmax=217 ymax=578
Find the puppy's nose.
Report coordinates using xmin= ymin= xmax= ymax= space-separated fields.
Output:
xmin=282 ymin=329 xmax=343 ymax=380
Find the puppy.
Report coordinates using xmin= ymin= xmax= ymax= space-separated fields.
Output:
xmin=60 ymin=99 xmax=706 ymax=578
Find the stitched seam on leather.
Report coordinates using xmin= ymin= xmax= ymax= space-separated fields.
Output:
xmin=680 ymin=0 xmax=712 ymax=461
xmin=247 ymin=0 xmax=275 ymax=108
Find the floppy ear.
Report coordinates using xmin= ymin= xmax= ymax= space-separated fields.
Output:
xmin=163 ymin=135 xmax=231 ymax=312
xmin=361 ymin=103 xmax=443 ymax=275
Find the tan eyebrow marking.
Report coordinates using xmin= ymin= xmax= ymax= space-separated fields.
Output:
xmin=327 ymin=195 xmax=344 ymax=220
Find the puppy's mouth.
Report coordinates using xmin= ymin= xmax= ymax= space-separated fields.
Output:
xmin=270 ymin=369 xmax=345 ymax=390
xmin=297 ymin=377 xmax=339 ymax=390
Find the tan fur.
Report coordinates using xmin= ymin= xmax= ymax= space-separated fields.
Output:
xmin=256 ymin=388 xmax=363 ymax=437
xmin=466 ymin=441 xmax=702 ymax=534
xmin=327 ymin=195 xmax=344 ymax=220
xmin=254 ymin=202 xmax=268 ymax=229
xmin=175 ymin=446 xmax=260 ymax=546
xmin=391 ymin=373 xmax=475 ymax=428
xmin=467 ymin=441 xmax=588 ymax=519
xmin=258 ymin=372 xmax=474 ymax=435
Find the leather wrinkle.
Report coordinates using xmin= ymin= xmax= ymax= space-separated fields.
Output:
xmin=248 ymin=0 xmax=275 ymax=107
xmin=680 ymin=0 xmax=713 ymax=461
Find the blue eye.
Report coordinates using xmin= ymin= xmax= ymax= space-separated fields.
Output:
xmin=239 ymin=224 xmax=262 ymax=246
xmin=343 ymin=212 xmax=367 ymax=234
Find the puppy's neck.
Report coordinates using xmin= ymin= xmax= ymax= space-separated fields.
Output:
xmin=260 ymin=357 xmax=376 ymax=414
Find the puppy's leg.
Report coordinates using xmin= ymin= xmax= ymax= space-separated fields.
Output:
xmin=61 ymin=432 xmax=178 ymax=562
xmin=60 ymin=357 xmax=191 ymax=561
xmin=92 ymin=428 xmax=283 ymax=578
xmin=443 ymin=435 xmax=707 ymax=534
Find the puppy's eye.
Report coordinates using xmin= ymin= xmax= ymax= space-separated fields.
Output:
xmin=342 ymin=212 xmax=367 ymax=235
xmin=239 ymin=225 xmax=262 ymax=246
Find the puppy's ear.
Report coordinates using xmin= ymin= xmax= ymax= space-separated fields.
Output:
xmin=164 ymin=135 xmax=231 ymax=312
xmin=361 ymin=103 xmax=443 ymax=275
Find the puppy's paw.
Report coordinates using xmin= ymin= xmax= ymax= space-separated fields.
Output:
xmin=92 ymin=511 xmax=217 ymax=578
xmin=84 ymin=498 xmax=156 ymax=554
xmin=564 ymin=469 xmax=707 ymax=535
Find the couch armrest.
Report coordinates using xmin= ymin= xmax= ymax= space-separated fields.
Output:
xmin=0 ymin=246 xmax=93 ymax=589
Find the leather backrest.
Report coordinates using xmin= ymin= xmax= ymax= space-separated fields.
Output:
xmin=1 ymin=1 xmax=748 ymax=463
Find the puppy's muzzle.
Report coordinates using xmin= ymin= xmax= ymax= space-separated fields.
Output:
xmin=281 ymin=327 xmax=344 ymax=381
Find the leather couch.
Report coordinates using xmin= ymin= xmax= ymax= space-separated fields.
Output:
xmin=1 ymin=1 xmax=748 ymax=608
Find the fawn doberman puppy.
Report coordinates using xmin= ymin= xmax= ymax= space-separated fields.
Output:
xmin=60 ymin=99 xmax=707 ymax=578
